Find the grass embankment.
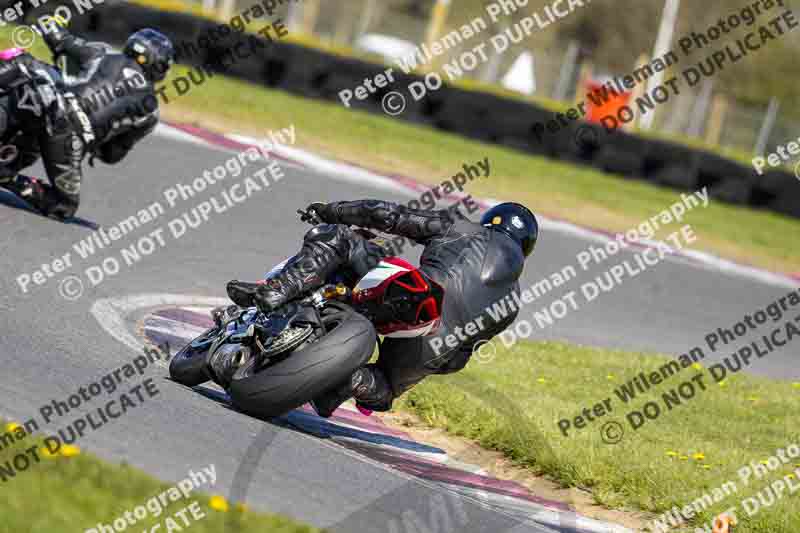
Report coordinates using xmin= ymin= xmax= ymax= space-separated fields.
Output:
xmin=0 ymin=423 xmax=319 ymax=533
xmin=5 ymin=26 xmax=800 ymax=273
xmin=395 ymin=340 xmax=800 ymax=532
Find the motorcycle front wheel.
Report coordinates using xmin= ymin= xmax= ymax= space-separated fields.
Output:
xmin=168 ymin=326 xmax=218 ymax=387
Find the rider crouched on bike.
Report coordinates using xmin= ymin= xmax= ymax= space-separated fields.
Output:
xmin=0 ymin=22 xmax=174 ymax=219
xmin=225 ymin=200 xmax=539 ymax=418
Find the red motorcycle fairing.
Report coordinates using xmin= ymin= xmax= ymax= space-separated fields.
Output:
xmin=351 ymin=257 xmax=444 ymax=337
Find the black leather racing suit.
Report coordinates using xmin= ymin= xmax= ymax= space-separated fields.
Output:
xmin=285 ymin=200 xmax=525 ymax=411
xmin=0 ymin=28 xmax=159 ymax=217
xmin=0 ymin=54 xmax=61 ymax=185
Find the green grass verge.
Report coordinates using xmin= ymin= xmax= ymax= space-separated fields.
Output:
xmin=0 ymin=425 xmax=320 ymax=533
xmin=395 ymin=340 xmax=800 ymax=532
xmin=4 ymin=26 xmax=800 ymax=276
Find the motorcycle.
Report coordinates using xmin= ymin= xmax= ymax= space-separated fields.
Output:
xmin=169 ymin=207 xmax=445 ymax=419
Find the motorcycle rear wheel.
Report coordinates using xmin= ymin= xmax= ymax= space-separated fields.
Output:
xmin=229 ymin=302 xmax=376 ymax=419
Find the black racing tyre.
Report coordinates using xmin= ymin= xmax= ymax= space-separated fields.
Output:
xmin=168 ymin=327 xmax=217 ymax=387
xmin=229 ymin=303 xmax=376 ymax=419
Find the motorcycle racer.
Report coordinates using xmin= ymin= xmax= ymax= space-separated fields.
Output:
xmin=0 ymin=23 xmax=174 ymax=219
xmin=225 ymin=200 xmax=539 ymax=418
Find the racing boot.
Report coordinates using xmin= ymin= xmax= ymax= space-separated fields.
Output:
xmin=226 ymin=281 xmax=261 ymax=308
xmin=2 ymin=175 xmax=76 ymax=219
xmin=311 ymin=367 xmax=390 ymax=418
xmin=252 ymin=275 xmax=304 ymax=315
xmin=310 ymin=370 xmax=363 ymax=418
xmin=227 ymin=276 xmax=308 ymax=313
xmin=252 ymin=228 xmax=347 ymax=314
xmin=230 ymin=223 xmax=379 ymax=315
xmin=3 ymin=175 xmax=53 ymax=213
xmin=2 ymin=174 xmax=44 ymax=202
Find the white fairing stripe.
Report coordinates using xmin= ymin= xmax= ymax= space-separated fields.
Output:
xmin=354 ymin=261 xmax=410 ymax=291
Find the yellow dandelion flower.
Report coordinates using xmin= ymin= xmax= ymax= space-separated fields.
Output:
xmin=760 ymin=459 xmax=770 ymax=465
xmin=792 ymin=382 xmax=800 ymax=389
xmin=680 ymin=456 xmax=689 ymax=460
xmin=718 ymin=380 xmax=728 ymax=387
xmin=701 ymin=465 xmax=711 ymax=470
xmin=60 ymin=444 xmax=80 ymax=457
xmin=692 ymin=453 xmax=705 ymax=461
xmin=537 ymin=378 xmax=547 ymax=384
xmin=5 ymin=422 xmax=21 ymax=433
xmin=40 ymin=447 xmax=58 ymax=459
xmin=692 ymin=363 xmax=703 ymax=370
xmin=606 ymin=374 xmax=616 ymax=380
xmin=666 ymin=451 xmax=679 ymax=457
xmin=209 ymin=495 xmax=229 ymax=512
xmin=747 ymin=397 xmax=759 ymax=402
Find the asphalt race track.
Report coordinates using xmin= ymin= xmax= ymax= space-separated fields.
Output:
xmin=0 ymin=127 xmax=796 ymax=533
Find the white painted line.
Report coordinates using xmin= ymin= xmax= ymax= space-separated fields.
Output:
xmin=90 ymin=294 xmax=228 ymax=367
xmin=228 ymin=133 xmax=414 ymax=197
xmin=154 ymin=123 xmax=219 ymax=148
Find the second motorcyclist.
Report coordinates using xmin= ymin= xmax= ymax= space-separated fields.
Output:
xmin=0 ymin=21 xmax=174 ymax=219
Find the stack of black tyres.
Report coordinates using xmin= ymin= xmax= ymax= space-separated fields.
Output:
xmin=9 ymin=0 xmax=797 ymax=219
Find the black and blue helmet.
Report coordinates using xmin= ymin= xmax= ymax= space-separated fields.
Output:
xmin=123 ymin=29 xmax=175 ymax=82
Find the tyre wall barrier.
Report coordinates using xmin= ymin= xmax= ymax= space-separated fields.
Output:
xmin=7 ymin=1 xmax=798 ymax=218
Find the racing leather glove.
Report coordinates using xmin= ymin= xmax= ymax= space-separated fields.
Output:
xmin=306 ymin=202 xmax=337 ymax=224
